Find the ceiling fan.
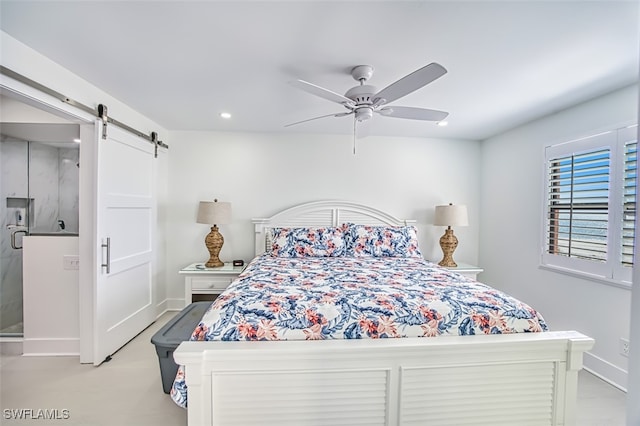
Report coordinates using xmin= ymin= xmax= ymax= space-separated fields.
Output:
xmin=286 ymin=63 xmax=449 ymax=132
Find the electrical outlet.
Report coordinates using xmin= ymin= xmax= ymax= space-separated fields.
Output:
xmin=63 ymin=255 xmax=80 ymax=270
xmin=620 ymin=338 xmax=630 ymax=358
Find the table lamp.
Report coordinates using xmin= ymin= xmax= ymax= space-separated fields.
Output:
xmin=197 ymin=199 xmax=231 ymax=268
xmin=433 ymin=203 xmax=468 ymax=267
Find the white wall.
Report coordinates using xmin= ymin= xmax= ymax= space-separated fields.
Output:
xmin=22 ymin=235 xmax=79 ymax=355
xmin=165 ymin=131 xmax=480 ymax=304
xmin=154 ymin=147 xmax=169 ymax=313
xmin=479 ymin=84 xmax=638 ymax=390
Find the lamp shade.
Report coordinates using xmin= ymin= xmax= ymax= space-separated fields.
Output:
xmin=197 ymin=200 xmax=231 ymax=225
xmin=434 ymin=204 xmax=468 ymax=227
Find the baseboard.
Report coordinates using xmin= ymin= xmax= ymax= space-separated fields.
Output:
xmin=164 ymin=298 xmax=185 ymax=312
xmin=155 ymin=298 xmax=169 ymax=316
xmin=583 ymin=351 xmax=628 ymax=392
xmin=154 ymin=298 xmax=185 ymax=319
xmin=22 ymin=338 xmax=79 ymax=356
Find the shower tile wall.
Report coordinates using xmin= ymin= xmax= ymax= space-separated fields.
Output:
xmin=29 ymin=143 xmax=59 ymax=233
xmin=28 ymin=144 xmax=79 ymax=234
xmin=0 ymin=141 xmax=79 ymax=333
xmin=58 ymin=148 xmax=79 ymax=233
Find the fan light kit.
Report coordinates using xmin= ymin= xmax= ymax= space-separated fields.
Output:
xmin=286 ymin=62 xmax=449 ymax=130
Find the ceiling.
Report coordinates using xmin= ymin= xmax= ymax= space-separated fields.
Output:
xmin=0 ymin=92 xmax=80 ymax=146
xmin=0 ymin=122 xmax=79 ymax=147
xmin=0 ymin=1 xmax=638 ymax=141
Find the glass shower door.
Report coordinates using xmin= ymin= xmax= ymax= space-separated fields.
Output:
xmin=0 ymin=140 xmax=30 ymax=335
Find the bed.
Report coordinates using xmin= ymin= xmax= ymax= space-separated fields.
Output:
xmin=172 ymin=200 xmax=594 ymax=426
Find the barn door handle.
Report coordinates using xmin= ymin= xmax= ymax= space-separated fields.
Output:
xmin=101 ymin=237 xmax=111 ymax=274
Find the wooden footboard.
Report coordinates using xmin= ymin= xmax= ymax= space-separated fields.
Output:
xmin=174 ymin=331 xmax=594 ymax=426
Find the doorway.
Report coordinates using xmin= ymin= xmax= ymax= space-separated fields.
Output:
xmin=0 ymin=94 xmax=80 ymax=336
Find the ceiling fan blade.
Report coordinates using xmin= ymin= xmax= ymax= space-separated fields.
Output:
xmin=378 ymin=106 xmax=448 ymax=121
xmin=289 ymin=80 xmax=356 ymax=106
xmin=373 ymin=63 xmax=447 ymax=105
xmin=284 ymin=111 xmax=352 ymax=127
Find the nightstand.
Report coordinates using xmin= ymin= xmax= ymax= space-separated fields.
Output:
xmin=445 ymin=263 xmax=484 ymax=280
xmin=179 ymin=262 xmax=245 ymax=307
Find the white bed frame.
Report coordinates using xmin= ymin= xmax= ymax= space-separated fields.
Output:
xmin=174 ymin=200 xmax=594 ymax=426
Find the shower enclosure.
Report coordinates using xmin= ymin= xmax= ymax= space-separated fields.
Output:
xmin=0 ymin=139 xmax=79 ymax=335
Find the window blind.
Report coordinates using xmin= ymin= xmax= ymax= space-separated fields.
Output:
xmin=622 ymin=141 xmax=637 ymax=266
xmin=546 ymin=149 xmax=610 ymax=262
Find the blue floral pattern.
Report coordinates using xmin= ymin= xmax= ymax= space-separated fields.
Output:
xmin=170 ymin=255 xmax=547 ymax=407
xmin=346 ymin=224 xmax=423 ymax=257
xmin=270 ymin=226 xmax=348 ymax=257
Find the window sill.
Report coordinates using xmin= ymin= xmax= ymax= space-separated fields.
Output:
xmin=539 ymin=264 xmax=632 ymax=290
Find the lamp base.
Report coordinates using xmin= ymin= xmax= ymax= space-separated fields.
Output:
xmin=204 ymin=225 xmax=224 ymax=268
xmin=438 ymin=227 xmax=458 ymax=268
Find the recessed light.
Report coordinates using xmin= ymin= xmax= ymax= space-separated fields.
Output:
xmin=73 ymin=138 xmax=81 ymax=143
xmin=219 ymin=112 xmax=232 ymax=119
xmin=437 ymin=121 xmax=448 ymax=127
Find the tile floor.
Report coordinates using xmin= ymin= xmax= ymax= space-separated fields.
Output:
xmin=0 ymin=312 xmax=627 ymax=426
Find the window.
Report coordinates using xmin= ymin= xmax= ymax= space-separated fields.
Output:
xmin=622 ymin=139 xmax=637 ymax=267
xmin=546 ymin=148 xmax=610 ymax=262
xmin=542 ymin=125 xmax=637 ymax=285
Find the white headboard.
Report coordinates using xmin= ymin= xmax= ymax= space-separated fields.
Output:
xmin=252 ymin=200 xmax=416 ymax=256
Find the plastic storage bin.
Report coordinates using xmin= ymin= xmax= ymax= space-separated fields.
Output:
xmin=151 ymin=301 xmax=211 ymax=393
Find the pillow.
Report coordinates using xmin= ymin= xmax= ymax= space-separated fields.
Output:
xmin=270 ymin=226 xmax=347 ymax=257
xmin=345 ymin=224 xmax=422 ymax=258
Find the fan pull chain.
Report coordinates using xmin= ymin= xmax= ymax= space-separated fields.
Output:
xmin=353 ymin=118 xmax=357 ymax=155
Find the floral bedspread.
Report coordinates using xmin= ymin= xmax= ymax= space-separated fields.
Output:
xmin=171 ymin=255 xmax=548 ymax=407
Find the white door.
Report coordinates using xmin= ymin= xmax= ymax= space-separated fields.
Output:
xmin=92 ymin=122 xmax=157 ymax=365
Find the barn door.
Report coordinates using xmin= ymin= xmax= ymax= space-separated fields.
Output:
xmin=92 ymin=122 xmax=157 ymax=365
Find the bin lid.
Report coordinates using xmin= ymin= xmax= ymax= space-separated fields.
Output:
xmin=151 ymin=301 xmax=212 ymax=346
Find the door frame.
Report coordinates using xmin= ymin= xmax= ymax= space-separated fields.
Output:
xmin=1 ymin=78 xmax=96 ymax=362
